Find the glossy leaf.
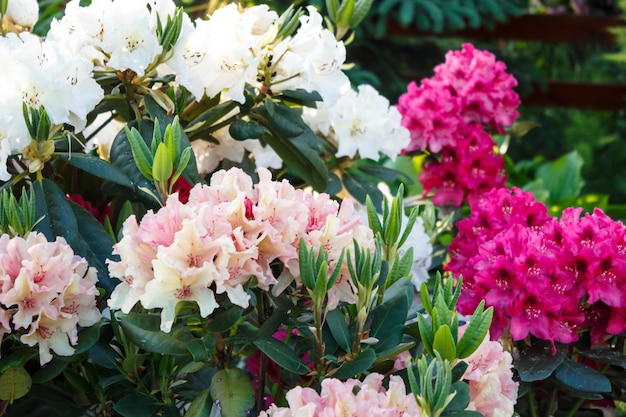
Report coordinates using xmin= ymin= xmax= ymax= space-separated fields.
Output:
xmin=210 ymin=368 xmax=254 ymax=417
xmin=118 ymin=312 xmax=189 ymax=356
xmin=332 ymin=348 xmax=376 ymax=379
xmin=113 ymin=393 xmax=161 ymax=417
xmin=515 ymin=341 xmax=567 ymax=382
xmin=325 ymin=309 xmax=352 ymax=352
xmin=185 ymin=387 xmax=211 ymax=417
xmin=554 ymin=359 xmax=612 ymax=393
xmin=343 ymin=169 xmax=383 ymax=208
xmin=578 ymin=348 xmax=626 ymax=369
xmin=253 ymin=337 xmax=309 ymax=375
xmin=432 ymin=325 xmax=456 ymax=362
xmin=55 ymin=153 xmax=133 ymax=188
xmin=536 ymin=150 xmax=585 ymax=201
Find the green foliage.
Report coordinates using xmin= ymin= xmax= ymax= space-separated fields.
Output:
xmin=210 ymin=369 xmax=255 ymax=417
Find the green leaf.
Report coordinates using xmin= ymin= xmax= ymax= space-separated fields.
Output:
xmin=204 ymin=306 xmax=243 ymax=333
xmin=443 ymin=381 xmax=470 ymax=412
xmin=55 ymin=153 xmax=134 ymax=188
xmin=74 ymin=321 xmax=105 ymax=355
xmin=350 ymin=0 xmax=375 ymax=28
xmin=63 ymin=369 xmax=90 ymax=394
xmin=432 ymin=326 xmax=456 ymax=362
xmin=229 ymin=119 xmax=265 ymax=140
xmin=325 ymin=309 xmax=352 ymax=352
xmin=185 ymin=387 xmax=211 ymax=417
xmin=118 ymin=312 xmax=189 ymax=356
xmin=342 ymin=169 xmax=383 ymax=208
xmin=369 ymin=286 xmax=410 ymax=352
xmin=33 ymin=179 xmax=117 ymax=293
xmin=456 ymin=303 xmax=493 ymax=359
xmin=578 ymin=348 xmax=626 ymax=369
xmin=152 ymin=142 xmax=173 ymax=185
xmin=0 ymin=366 xmax=32 ymax=403
xmin=253 ymin=337 xmax=310 ymax=375
xmin=210 ymin=368 xmax=254 ymax=417
xmin=186 ymin=339 xmax=209 ymax=363
xmin=113 ymin=393 xmax=161 ymax=417
xmin=31 ymin=360 xmax=68 ymax=384
xmin=536 ymin=150 xmax=585 ymax=201
xmin=125 ymin=126 xmax=154 ymax=180
xmin=554 ymin=359 xmax=612 ymax=393
xmin=332 ymin=348 xmax=376 ymax=379
xmin=515 ymin=340 xmax=567 ymax=382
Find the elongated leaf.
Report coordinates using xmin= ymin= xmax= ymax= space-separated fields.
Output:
xmin=456 ymin=304 xmax=493 ymax=359
xmin=253 ymin=337 xmax=309 ymax=375
xmin=325 ymin=309 xmax=352 ymax=352
xmin=578 ymin=348 xmax=626 ymax=369
xmin=55 ymin=153 xmax=133 ymax=188
xmin=432 ymin=326 xmax=456 ymax=362
xmin=536 ymin=150 xmax=585 ymax=201
xmin=185 ymin=387 xmax=211 ymax=417
xmin=332 ymin=349 xmax=376 ymax=379
xmin=369 ymin=287 xmax=410 ymax=352
xmin=118 ymin=312 xmax=189 ymax=356
xmin=113 ymin=393 xmax=161 ymax=417
xmin=204 ymin=306 xmax=243 ymax=333
xmin=554 ymin=359 xmax=612 ymax=393
xmin=210 ymin=368 xmax=254 ymax=417
xmin=343 ymin=169 xmax=383 ymax=208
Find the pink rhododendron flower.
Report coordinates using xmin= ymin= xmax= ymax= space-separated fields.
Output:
xmin=459 ymin=325 xmax=518 ymax=417
xmin=419 ymin=124 xmax=506 ymax=206
xmin=108 ymin=167 xmax=373 ymax=332
xmin=448 ymin=186 xmax=626 ymax=346
xmin=260 ymin=373 xmax=421 ymax=417
xmin=0 ymin=232 xmax=100 ymax=365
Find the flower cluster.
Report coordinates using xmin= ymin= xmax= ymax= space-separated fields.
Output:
xmin=1 ymin=0 xmax=353 ymax=178
xmin=107 ymin=167 xmax=373 ymax=332
xmin=0 ymin=232 xmax=100 ymax=365
xmin=397 ymin=43 xmax=519 ymax=206
xmin=447 ymin=187 xmax=626 ymax=345
xmin=260 ymin=373 xmax=421 ymax=417
xmin=460 ymin=327 xmax=518 ymax=417
xmin=418 ymin=123 xmax=506 ymax=206
xmin=303 ymin=84 xmax=410 ymax=161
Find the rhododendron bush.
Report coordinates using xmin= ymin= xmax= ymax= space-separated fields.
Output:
xmin=0 ymin=0 xmax=623 ymax=416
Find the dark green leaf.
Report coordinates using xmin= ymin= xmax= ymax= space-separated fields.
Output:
xmin=210 ymin=368 xmax=254 ymax=417
xmin=554 ymin=359 xmax=612 ymax=393
xmin=62 ymin=369 xmax=90 ymax=394
xmin=118 ymin=312 xmax=189 ymax=356
xmin=325 ymin=309 xmax=352 ymax=352
xmin=515 ymin=341 xmax=567 ymax=382
xmin=578 ymin=348 xmax=626 ymax=369
xmin=443 ymin=381 xmax=470 ymax=412
xmin=31 ymin=360 xmax=68 ymax=384
xmin=332 ymin=348 xmax=376 ymax=379
xmin=113 ymin=393 xmax=161 ymax=417
xmin=342 ymin=169 xmax=383 ymax=208
xmin=229 ymin=119 xmax=265 ymax=140
xmin=253 ymin=337 xmax=310 ymax=375
xmin=358 ymin=164 xmax=412 ymax=184
xmin=56 ymin=153 xmax=134 ymax=188
xmin=186 ymin=339 xmax=209 ymax=363
xmin=74 ymin=321 xmax=105 ymax=355
xmin=204 ymin=306 xmax=243 ymax=333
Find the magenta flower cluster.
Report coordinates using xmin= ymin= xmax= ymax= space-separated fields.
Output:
xmin=447 ymin=187 xmax=626 ymax=347
xmin=397 ymin=43 xmax=520 ymax=206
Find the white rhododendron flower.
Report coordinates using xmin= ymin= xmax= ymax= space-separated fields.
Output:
xmin=304 ymin=84 xmax=411 ymax=161
xmin=102 ymin=0 xmax=162 ymax=76
xmin=5 ymin=0 xmax=39 ymax=27
xmin=0 ymin=32 xmax=103 ymax=148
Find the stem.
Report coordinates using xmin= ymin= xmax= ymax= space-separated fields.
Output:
xmin=546 ymin=387 xmax=558 ymax=416
xmin=254 ymin=288 xmax=270 ymax=415
xmin=528 ymin=386 xmax=539 ymax=417
xmin=564 ymin=398 xmax=585 ymax=417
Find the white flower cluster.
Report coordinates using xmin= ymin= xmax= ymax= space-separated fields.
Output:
xmin=303 ymin=84 xmax=411 ymax=161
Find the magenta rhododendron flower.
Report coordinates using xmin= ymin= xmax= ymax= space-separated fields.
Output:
xmin=108 ymin=167 xmax=373 ymax=332
xmin=0 ymin=232 xmax=100 ymax=365
xmin=448 ymin=187 xmax=626 ymax=346
xmin=260 ymin=373 xmax=421 ymax=417
xmin=397 ymin=43 xmax=520 ymax=207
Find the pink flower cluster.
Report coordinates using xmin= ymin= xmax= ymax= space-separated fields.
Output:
xmin=0 ymin=232 xmax=100 ymax=365
xmin=107 ymin=167 xmax=373 ymax=332
xmin=260 ymin=373 xmax=421 ymax=417
xmin=397 ymin=43 xmax=519 ymax=206
xmin=460 ymin=326 xmax=518 ymax=417
xmin=418 ymin=123 xmax=507 ymax=206
xmin=447 ymin=187 xmax=626 ymax=346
